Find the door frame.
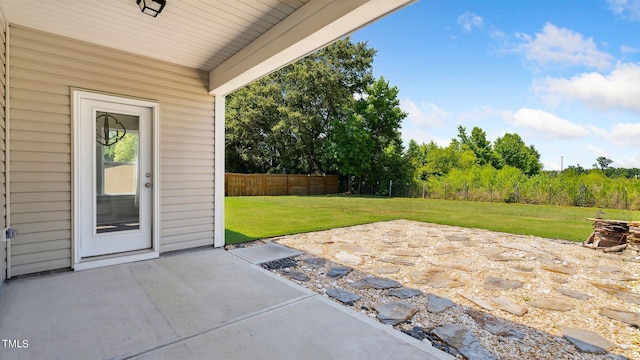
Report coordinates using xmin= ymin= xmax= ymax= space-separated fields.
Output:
xmin=72 ymin=89 xmax=160 ymax=270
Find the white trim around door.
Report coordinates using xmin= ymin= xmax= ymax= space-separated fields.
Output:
xmin=72 ymin=90 xmax=160 ymax=270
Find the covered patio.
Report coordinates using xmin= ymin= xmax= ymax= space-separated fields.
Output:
xmin=0 ymin=248 xmax=451 ymax=359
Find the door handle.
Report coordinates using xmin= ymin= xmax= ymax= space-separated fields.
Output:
xmin=145 ymin=183 xmax=152 ymax=188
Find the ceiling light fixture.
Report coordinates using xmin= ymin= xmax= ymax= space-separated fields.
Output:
xmin=137 ymin=0 xmax=166 ymax=17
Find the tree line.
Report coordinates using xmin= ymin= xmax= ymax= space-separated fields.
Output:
xmin=226 ymin=38 xmax=640 ymax=209
xmin=226 ymin=38 xmax=407 ymax=195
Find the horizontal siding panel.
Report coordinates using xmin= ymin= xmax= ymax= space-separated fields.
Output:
xmin=11 ymin=192 xmax=70 ymax=203
xmin=12 ymin=211 xmax=70 ymax=224
xmin=161 ymin=142 xmax=213 ymax=153
xmin=160 ymin=165 xmax=214 ymax=174
xmin=12 ymin=201 xmax=69 ymax=214
xmin=11 ymin=172 xmax=70 ymax=183
xmin=161 ymin=173 xmax=214 ymax=182
xmin=11 ymin=151 xmax=69 ymax=163
xmin=160 ymin=119 xmax=215 ymax=133
xmin=162 ymin=217 xmax=214 ymax=229
xmin=11 ymin=182 xmax=71 ymax=193
xmin=11 ymin=77 xmax=69 ymax=95
xmin=11 ymin=162 xmax=71 ymax=173
xmin=161 ymin=202 xmax=213 ymax=213
xmin=12 ymin=259 xmax=70 ymax=277
xmin=12 ymin=249 xmax=70 ymax=266
xmin=161 ymin=158 xmax=214 ymax=168
xmin=11 ymin=50 xmax=211 ymax=99
xmin=160 ymin=238 xmax=213 ymax=253
xmin=161 ymin=224 xmax=213 ymax=237
xmin=11 ymin=239 xmax=70 ymax=256
xmin=12 ymin=130 xmax=70 ymax=143
xmin=12 ymin=220 xmax=70 ymax=234
xmin=161 ymin=181 xmax=213 ymax=190
xmin=11 ymin=87 xmax=70 ymax=106
xmin=162 ymin=195 xmax=214 ymax=205
xmin=9 ymin=27 xmax=216 ymax=275
xmin=10 ymin=108 xmax=70 ymax=125
xmin=160 ymin=150 xmax=213 ymax=160
xmin=11 ymin=120 xmax=70 ymax=135
xmin=162 ymin=188 xmax=214 ymax=198
xmin=161 ymin=113 xmax=215 ymax=127
xmin=11 ymin=140 xmax=70 ymax=153
xmin=10 ymin=97 xmax=69 ymax=115
xmin=161 ymin=209 xmax=214 ymax=221
xmin=13 ymin=230 xmax=71 ymax=244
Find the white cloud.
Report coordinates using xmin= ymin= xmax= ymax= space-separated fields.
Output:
xmin=505 ymin=108 xmax=590 ymax=139
xmin=621 ymin=45 xmax=640 ymax=55
xmin=607 ymin=0 xmax=640 ymax=20
xmin=583 ymin=143 xmax=610 ymax=157
xmin=516 ymin=23 xmax=613 ymax=70
xmin=400 ymin=99 xmax=449 ymax=129
xmin=535 ymin=63 xmax=640 ymax=111
xmin=457 ymin=12 xmax=483 ymax=33
xmin=607 ymin=123 xmax=640 ymax=146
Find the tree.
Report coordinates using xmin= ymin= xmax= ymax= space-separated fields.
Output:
xmin=354 ymin=76 xmax=407 ymax=193
xmin=457 ymin=125 xmax=499 ymax=167
xmin=327 ymin=113 xmax=370 ymax=192
xmin=225 ymin=37 xmax=376 ymax=175
xmin=113 ymin=133 xmax=138 ymax=163
xmin=493 ymin=133 xmax=542 ymax=176
xmin=594 ymin=156 xmax=613 ymax=170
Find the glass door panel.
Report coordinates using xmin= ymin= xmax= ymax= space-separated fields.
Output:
xmin=95 ymin=112 xmax=140 ymax=234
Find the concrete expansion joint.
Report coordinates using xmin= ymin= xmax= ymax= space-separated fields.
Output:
xmin=119 ymin=294 xmax=317 ymax=359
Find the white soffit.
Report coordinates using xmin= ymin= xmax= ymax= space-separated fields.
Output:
xmin=209 ymin=0 xmax=416 ymax=95
xmin=0 ymin=0 xmax=415 ymax=94
xmin=0 ymin=0 xmax=310 ymax=71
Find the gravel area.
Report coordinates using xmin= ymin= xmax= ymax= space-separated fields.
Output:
xmin=228 ymin=220 xmax=640 ymax=360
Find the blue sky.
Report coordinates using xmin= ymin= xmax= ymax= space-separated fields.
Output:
xmin=351 ymin=0 xmax=640 ymax=170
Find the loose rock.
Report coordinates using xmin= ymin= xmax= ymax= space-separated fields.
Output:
xmin=287 ymin=270 xmax=310 ymax=282
xmin=600 ymin=308 xmax=640 ymax=327
xmin=493 ymin=296 xmax=528 ymax=316
xmin=327 ymin=266 xmax=352 ymax=278
xmin=484 ymin=276 xmax=524 ymax=290
xmin=432 ymin=323 xmax=497 ymax=360
xmin=335 ymin=251 xmax=362 ymax=265
xmin=466 ymin=309 xmax=524 ymax=338
xmin=388 ymin=287 xmax=423 ymax=299
xmin=427 ymin=294 xmax=456 ymax=314
xmin=375 ymin=302 xmax=418 ymax=325
xmin=351 ymin=275 xmax=401 ymax=289
xmin=529 ymin=298 xmax=574 ymax=312
xmin=561 ymin=326 xmax=615 ymax=354
xmin=303 ymin=257 xmax=327 ymax=268
xmin=326 ymin=288 xmax=361 ymax=306
xmin=556 ymin=287 xmax=592 ymax=301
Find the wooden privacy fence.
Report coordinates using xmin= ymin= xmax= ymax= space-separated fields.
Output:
xmin=225 ymin=173 xmax=339 ymax=196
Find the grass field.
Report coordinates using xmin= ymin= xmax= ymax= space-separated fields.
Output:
xmin=224 ymin=195 xmax=640 ymax=244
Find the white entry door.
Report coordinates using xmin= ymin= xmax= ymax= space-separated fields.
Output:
xmin=77 ymin=95 xmax=153 ymax=258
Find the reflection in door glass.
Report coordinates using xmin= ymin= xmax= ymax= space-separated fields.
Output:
xmin=95 ymin=112 xmax=141 ymax=233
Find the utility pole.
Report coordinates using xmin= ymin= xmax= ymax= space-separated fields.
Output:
xmin=561 ymin=156 xmax=563 ymax=172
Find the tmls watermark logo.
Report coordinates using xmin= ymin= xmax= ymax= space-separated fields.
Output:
xmin=2 ymin=339 xmax=29 ymax=349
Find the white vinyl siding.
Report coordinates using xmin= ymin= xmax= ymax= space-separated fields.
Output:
xmin=9 ymin=26 xmax=215 ymax=276
xmin=0 ymin=12 xmax=6 ymax=283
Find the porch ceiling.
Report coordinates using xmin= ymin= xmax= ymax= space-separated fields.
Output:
xmin=0 ymin=0 xmax=415 ymax=94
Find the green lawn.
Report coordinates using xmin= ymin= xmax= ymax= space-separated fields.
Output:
xmin=224 ymin=195 xmax=640 ymax=244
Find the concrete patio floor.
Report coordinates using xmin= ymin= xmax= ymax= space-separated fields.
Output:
xmin=0 ymin=248 xmax=451 ymax=360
